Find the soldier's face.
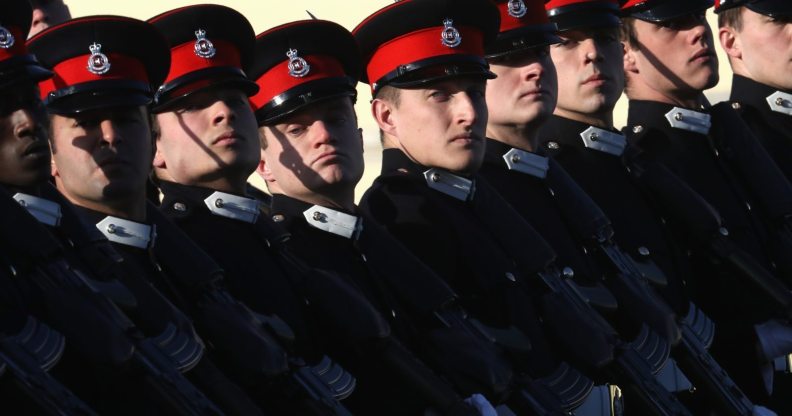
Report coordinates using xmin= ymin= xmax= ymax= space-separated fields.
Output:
xmin=486 ymin=46 xmax=558 ymax=132
xmin=260 ymin=98 xmax=364 ymax=202
xmin=0 ymin=82 xmax=51 ymax=188
xmin=551 ymin=28 xmax=624 ymax=120
xmin=727 ymin=9 xmax=792 ymax=91
xmin=154 ymin=88 xmax=260 ymax=190
xmin=385 ymin=77 xmax=488 ymax=176
xmin=29 ymin=1 xmax=71 ymax=38
xmin=49 ymin=106 xmax=152 ymax=208
xmin=626 ymin=13 xmax=719 ymax=99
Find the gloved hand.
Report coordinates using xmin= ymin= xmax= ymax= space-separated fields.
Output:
xmin=464 ymin=393 xmax=497 ymax=416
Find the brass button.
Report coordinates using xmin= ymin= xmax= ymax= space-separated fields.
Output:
xmin=312 ymin=211 xmax=326 ymax=222
xmin=511 ymin=154 xmax=521 ymax=163
xmin=106 ymin=224 xmax=117 ymax=234
xmin=674 ymin=113 xmax=683 ymax=121
xmin=632 ymin=125 xmax=644 ymax=134
xmin=638 ymin=246 xmax=650 ymax=257
xmin=777 ymin=97 xmax=786 ymax=106
xmin=505 ymin=272 xmax=516 ymax=282
xmin=431 ymin=172 xmax=441 ymax=182
xmin=731 ymin=102 xmax=741 ymax=110
xmin=173 ymin=202 xmax=187 ymax=212
xmin=546 ymin=141 xmax=560 ymax=150
xmin=271 ymin=214 xmax=285 ymax=222
xmin=719 ymin=227 xmax=730 ymax=236
xmin=215 ymin=199 xmax=224 ymax=208
xmin=590 ymin=132 xmax=599 ymax=142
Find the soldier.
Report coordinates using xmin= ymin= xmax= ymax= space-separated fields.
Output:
xmin=355 ymin=0 xmax=704 ymax=414
xmin=716 ymin=0 xmax=792 ymax=182
xmin=620 ymin=0 xmax=792 ymax=407
xmin=28 ymin=0 xmax=70 ymax=37
xmin=26 ymin=6 xmax=367 ymax=414
xmin=0 ymin=1 xmax=93 ymax=413
xmin=0 ymin=9 xmax=252 ymax=415
xmin=489 ymin=1 xmax=766 ymax=414
xmin=150 ymin=5 xmax=485 ymax=415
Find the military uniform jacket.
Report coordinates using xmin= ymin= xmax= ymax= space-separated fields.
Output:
xmin=730 ymin=75 xmax=792 ymax=183
xmin=360 ymin=149 xmax=616 ymax=379
xmin=158 ymin=181 xmax=320 ymax=358
xmin=536 ymin=116 xmax=689 ymax=314
xmin=479 ymin=138 xmax=605 ymax=288
xmin=268 ymin=194 xmax=515 ymax=397
xmin=158 ymin=181 xmax=444 ymax=415
xmin=624 ymin=100 xmax=792 ymax=281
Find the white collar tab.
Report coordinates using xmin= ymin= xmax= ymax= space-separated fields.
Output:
xmin=96 ymin=216 xmax=156 ymax=249
xmin=204 ymin=191 xmax=261 ymax=224
xmin=13 ymin=193 xmax=61 ymax=227
xmin=766 ymin=91 xmax=792 ymax=116
xmin=303 ymin=205 xmax=362 ymax=239
xmin=423 ymin=168 xmax=475 ymax=201
xmin=664 ymin=107 xmax=711 ymax=135
xmin=580 ymin=126 xmax=626 ymax=156
xmin=502 ymin=148 xmax=549 ymax=178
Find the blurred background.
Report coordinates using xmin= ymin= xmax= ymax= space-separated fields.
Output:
xmin=45 ymin=1 xmax=732 ymax=199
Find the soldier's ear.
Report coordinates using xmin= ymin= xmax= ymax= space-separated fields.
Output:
xmin=622 ymin=42 xmax=638 ymax=74
xmin=718 ymin=26 xmax=741 ymax=60
xmin=256 ymin=151 xmax=276 ymax=183
xmin=152 ymin=146 xmax=166 ymax=169
xmin=371 ymin=98 xmax=396 ymax=137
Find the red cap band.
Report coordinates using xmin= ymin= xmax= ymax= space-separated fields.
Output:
xmin=0 ymin=26 xmax=28 ymax=62
xmin=620 ymin=0 xmax=648 ymax=9
xmin=496 ymin=1 xmax=552 ymax=32
xmin=250 ymin=54 xmax=346 ymax=111
xmin=164 ymin=38 xmax=241 ymax=85
xmin=366 ymin=25 xmax=484 ymax=86
xmin=546 ymin=0 xmax=619 ymax=10
xmin=39 ymin=53 xmax=148 ymax=100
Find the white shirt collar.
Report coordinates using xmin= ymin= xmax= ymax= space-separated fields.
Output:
xmin=303 ymin=205 xmax=362 ymax=239
xmin=766 ymin=91 xmax=792 ymax=116
xmin=423 ymin=168 xmax=475 ymax=201
xmin=13 ymin=193 xmax=62 ymax=227
xmin=96 ymin=216 xmax=156 ymax=249
xmin=204 ymin=191 xmax=261 ymax=224
xmin=579 ymin=126 xmax=627 ymax=156
xmin=664 ymin=107 xmax=711 ymax=135
xmin=502 ymin=148 xmax=549 ymax=178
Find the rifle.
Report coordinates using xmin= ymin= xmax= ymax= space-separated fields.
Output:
xmin=0 ymin=316 xmax=97 ymax=415
xmin=633 ymin=161 xmax=792 ymax=321
xmin=469 ymin=178 xmax=693 ymax=416
xmin=0 ymin=189 xmax=224 ymax=416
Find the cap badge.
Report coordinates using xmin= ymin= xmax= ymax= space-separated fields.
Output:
xmin=87 ymin=43 xmax=111 ymax=75
xmin=194 ymin=29 xmax=216 ymax=59
xmin=287 ymin=48 xmax=311 ymax=78
xmin=0 ymin=25 xmax=15 ymax=49
xmin=507 ymin=0 xmax=528 ymax=18
xmin=441 ymin=18 xmax=462 ymax=48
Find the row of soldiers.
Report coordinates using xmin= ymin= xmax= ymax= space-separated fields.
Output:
xmin=1 ymin=0 xmax=792 ymax=414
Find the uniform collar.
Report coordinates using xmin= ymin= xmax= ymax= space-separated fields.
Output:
xmin=270 ymin=194 xmax=362 ymax=240
xmin=484 ymin=138 xmax=549 ymax=178
xmin=96 ymin=215 xmax=156 ymax=250
xmin=538 ymin=115 xmax=626 ymax=156
xmin=71 ymin=205 xmax=156 ymax=250
xmin=12 ymin=192 xmax=62 ymax=227
xmin=381 ymin=148 xmax=476 ymax=201
xmin=203 ymin=190 xmax=261 ymax=224
xmin=731 ymin=75 xmax=792 ymax=117
xmin=628 ymin=100 xmax=711 ymax=136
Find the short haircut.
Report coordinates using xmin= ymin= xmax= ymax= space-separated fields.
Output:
xmin=619 ymin=17 xmax=639 ymax=48
xmin=718 ymin=7 xmax=744 ymax=30
xmin=375 ymin=85 xmax=401 ymax=107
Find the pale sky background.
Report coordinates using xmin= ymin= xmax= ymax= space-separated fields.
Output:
xmin=63 ymin=1 xmax=733 ymax=198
